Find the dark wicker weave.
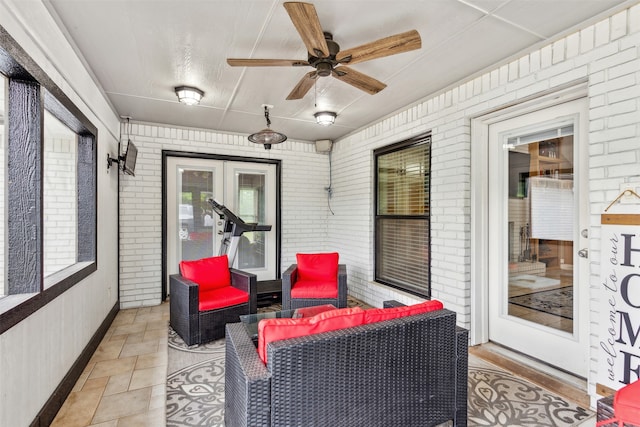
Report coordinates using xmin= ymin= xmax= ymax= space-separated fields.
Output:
xmin=281 ymin=263 xmax=348 ymax=310
xmin=597 ymin=395 xmax=640 ymax=427
xmin=169 ymin=268 xmax=257 ymax=346
xmin=225 ymin=307 xmax=468 ymax=427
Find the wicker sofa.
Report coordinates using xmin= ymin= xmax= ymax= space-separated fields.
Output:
xmin=224 ymin=304 xmax=468 ymax=427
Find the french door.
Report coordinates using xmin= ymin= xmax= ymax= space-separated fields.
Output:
xmin=165 ymin=156 xmax=277 ymax=288
xmin=487 ymin=98 xmax=589 ymax=377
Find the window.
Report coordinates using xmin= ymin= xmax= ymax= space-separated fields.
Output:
xmin=0 ymin=74 xmax=5 ymax=297
xmin=0 ymin=27 xmax=97 ymax=331
xmin=374 ymin=133 xmax=431 ymax=297
xmin=44 ymin=111 xmax=78 ymax=278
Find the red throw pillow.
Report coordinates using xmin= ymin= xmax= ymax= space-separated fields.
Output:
xmin=296 ymin=252 xmax=339 ymax=282
xmin=258 ymin=306 xmax=365 ymax=364
xmin=364 ymin=300 xmax=443 ymax=324
xmin=179 ymin=255 xmax=231 ymax=292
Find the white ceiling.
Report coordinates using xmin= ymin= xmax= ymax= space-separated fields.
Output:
xmin=46 ymin=0 xmax=631 ymax=143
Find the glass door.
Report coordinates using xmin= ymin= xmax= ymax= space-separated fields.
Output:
xmin=487 ymin=98 xmax=589 ymax=377
xmin=166 ymin=157 xmax=224 ymax=284
xmin=166 ymin=157 xmax=278 ymax=288
xmin=224 ymin=161 xmax=277 ymax=281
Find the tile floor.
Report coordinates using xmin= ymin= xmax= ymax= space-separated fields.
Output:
xmin=51 ymin=303 xmax=169 ymax=427
xmin=51 ymin=300 xmax=596 ymax=427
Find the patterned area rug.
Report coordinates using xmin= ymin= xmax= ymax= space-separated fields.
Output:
xmin=167 ymin=298 xmax=592 ymax=426
xmin=509 ymin=286 xmax=573 ymax=319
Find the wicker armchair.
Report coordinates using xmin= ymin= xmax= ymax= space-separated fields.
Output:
xmin=170 ymin=266 xmax=256 ymax=346
xmin=282 ymin=253 xmax=347 ymax=310
xmin=225 ymin=306 xmax=468 ymax=427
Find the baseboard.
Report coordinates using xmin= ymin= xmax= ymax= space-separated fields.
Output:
xmin=30 ymin=301 xmax=119 ymax=427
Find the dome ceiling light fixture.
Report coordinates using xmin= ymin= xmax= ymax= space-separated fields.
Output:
xmin=175 ymin=86 xmax=204 ymax=105
xmin=314 ymin=111 xmax=336 ymax=126
xmin=248 ymin=104 xmax=287 ymax=150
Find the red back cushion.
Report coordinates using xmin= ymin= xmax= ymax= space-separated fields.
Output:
xmin=258 ymin=307 xmax=365 ymax=363
xmin=179 ymin=255 xmax=231 ymax=292
xmin=614 ymin=379 xmax=640 ymax=422
xmin=364 ymin=300 xmax=443 ymax=324
xmin=296 ymin=252 xmax=339 ymax=282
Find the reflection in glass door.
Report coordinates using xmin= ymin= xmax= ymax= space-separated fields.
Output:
xmin=507 ymin=130 xmax=574 ymax=333
xmin=226 ymin=161 xmax=276 ymax=280
xmin=236 ymin=172 xmax=267 ymax=269
xmin=179 ymin=169 xmax=216 ymax=262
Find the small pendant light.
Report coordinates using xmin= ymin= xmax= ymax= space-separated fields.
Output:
xmin=248 ymin=105 xmax=287 ymax=150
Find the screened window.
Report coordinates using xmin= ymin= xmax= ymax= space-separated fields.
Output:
xmin=375 ymin=134 xmax=431 ymax=297
xmin=0 ymin=29 xmax=97 ymax=332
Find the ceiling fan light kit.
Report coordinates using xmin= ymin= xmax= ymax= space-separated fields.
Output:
xmin=314 ymin=111 xmax=336 ymax=126
xmin=175 ymin=86 xmax=204 ymax=105
xmin=226 ymin=2 xmax=421 ymax=100
xmin=248 ymin=105 xmax=287 ymax=150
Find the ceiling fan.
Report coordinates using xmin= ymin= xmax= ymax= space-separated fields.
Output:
xmin=227 ymin=2 xmax=422 ymax=100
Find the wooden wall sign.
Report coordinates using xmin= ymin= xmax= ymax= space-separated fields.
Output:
xmin=598 ymin=190 xmax=640 ymax=395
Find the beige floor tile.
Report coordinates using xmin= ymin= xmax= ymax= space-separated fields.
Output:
xmin=83 ymin=376 xmax=110 ymax=391
xmin=116 ymin=406 xmax=166 ymax=427
xmin=143 ymin=327 xmax=167 ymax=341
xmin=112 ymin=322 xmax=147 ymax=337
xmin=135 ymin=350 xmax=167 ymax=370
xmin=89 ymin=356 xmax=137 ymax=379
xmin=125 ymin=331 xmax=146 ymax=344
xmin=51 ymin=387 xmax=103 ymax=427
xmin=120 ymin=340 xmax=160 ymax=358
xmin=89 ymin=420 xmax=118 ymax=427
xmin=90 ymin=337 xmax=126 ymax=363
xmin=129 ymin=365 xmax=167 ymax=390
xmin=72 ymin=369 xmax=91 ymax=393
xmin=92 ymin=387 xmax=152 ymax=424
xmin=110 ymin=311 xmax=137 ymax=327
xmin=104 ymin=371 xmax=133 ymax=396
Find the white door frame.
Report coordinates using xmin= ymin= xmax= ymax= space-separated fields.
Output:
xmin=470 ymin=84 xmax=588 ymax=346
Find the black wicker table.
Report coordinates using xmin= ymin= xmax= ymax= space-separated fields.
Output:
xmin=239 ymin=304 xmax=336 ymax=344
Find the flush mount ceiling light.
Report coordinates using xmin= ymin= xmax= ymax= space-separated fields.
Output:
xmin=248 ymin=104 xmax=287 ymax=150
xmin=175 ymin=86 xmax=204 ymax=105
xmin=314 ymin=111 xmax=337 ymax=126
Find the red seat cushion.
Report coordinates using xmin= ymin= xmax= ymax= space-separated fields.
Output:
xmin=199 ymin=286 xmax=249 ymax=311
xmin=296 ymin=252 xmax=339 ymax=282
xmin=290 ymin=279 xmax=338 ymax=298
xmin=364 ymin=300 xmax=444 ymax=324
xmin=258 ymin=307 xmax=365 ymax=363
xmin=180 ymin=255 xmax=230 ymax=292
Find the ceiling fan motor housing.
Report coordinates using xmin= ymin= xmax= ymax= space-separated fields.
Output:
xmin=309 ymin=32 xmax=341 ymax=77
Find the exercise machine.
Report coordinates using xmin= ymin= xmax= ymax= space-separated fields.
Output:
xmin=208 ymin=198 xmax=272 ymax=267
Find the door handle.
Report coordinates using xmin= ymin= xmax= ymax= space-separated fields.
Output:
xmin=578 ymin=248 xmax=588 ymax=258
xmin=581 ymin=229 xmax=588 ymax=238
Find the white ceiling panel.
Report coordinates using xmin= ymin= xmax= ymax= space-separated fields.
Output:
xmin=45 ymin=0 xmax=633 ymax=142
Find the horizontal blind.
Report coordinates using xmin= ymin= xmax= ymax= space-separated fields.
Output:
xmin=375 ymin=138 xmax=430 ymax=296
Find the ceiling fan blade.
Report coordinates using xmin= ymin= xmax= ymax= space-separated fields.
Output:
xmin=332 ymin=66 xmax=386 ymax=95
xmin=227 ymin=58 xmax=309 ymax=67
xmin=283 ymin=2 xmax=329 ymax=57
xmin=336 ymin=30 xmax=421 ymax=65
xmin=286 ymin=71 xmax=317 ymax=100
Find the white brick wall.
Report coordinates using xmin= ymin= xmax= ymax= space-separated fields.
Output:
xmin=119 ymin=126 xmax=331 ymax=308
xmin=328 ymin=3 xmax=640 ymax=405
